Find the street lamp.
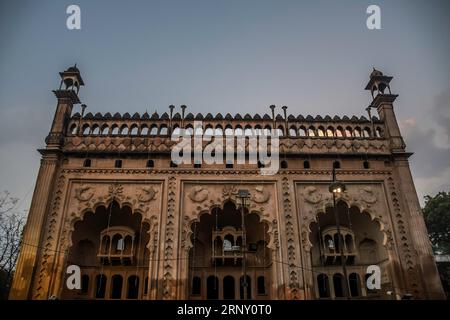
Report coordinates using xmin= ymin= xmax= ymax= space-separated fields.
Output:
xmin=237 ymin=189 xmax=250 ymax=300
xmin=329 ymin=167 xmax=350 ymax=299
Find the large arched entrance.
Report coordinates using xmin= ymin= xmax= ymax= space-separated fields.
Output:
xmin=62 ymin=201 xmax=150 ymax=299
xmin=188 ymin=201 xmax=271 ymax=300
xmin=309 ymin=201 xmax=391 ymax=299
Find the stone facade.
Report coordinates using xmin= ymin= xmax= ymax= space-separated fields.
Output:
xmin=9 ymin=66 xmax=445 ymax=300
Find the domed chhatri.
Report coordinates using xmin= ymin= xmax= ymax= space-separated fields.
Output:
xmin=365 ymin=67 xmax=394 ymax=98
xmin=58 ymin=63 xmax=85 ymax=94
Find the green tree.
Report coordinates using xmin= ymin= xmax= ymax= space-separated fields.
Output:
xmin=423 ymin=192 xmax=450 ymax=254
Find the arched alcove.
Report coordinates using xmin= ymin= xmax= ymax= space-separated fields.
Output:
xmin=62 ymin=201 xmax=150 ymax=299
xmin=187 ymin=201 xmax=271 ymax=300
xmin=308 ymin=200 xmax=390 ymax=299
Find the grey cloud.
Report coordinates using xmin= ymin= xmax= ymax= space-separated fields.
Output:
xmin=432 ymin=88 xmax=450 ymax=141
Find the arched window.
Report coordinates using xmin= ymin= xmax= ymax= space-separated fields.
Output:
xmin=111 ymin=125 xmax=119 ymax=135
xmin=120 ymin=125 xmax=129 ymax=135
xmin=308 ymin=126 xmax=316 ymax=137
xmin=254 ymin=125 xmax=262 ymax=136
xmin=192 ymin=276 xmax=201 ymax=295
xmin=207 ymin=276 xmax=219 ymax=299
xmin=112 ymin=234 xmax=123 ymax=253
xmin=263 ymin=125 xmax=271 ymax=136
xmin=336 ymin=127 xmax=344 ymax=138
xmin=101 ymin=235 xmax=110 ymax=254
xmin=326 ymin=127 xmax=334 ymax=137
xmin=333 ymin=233 xmax=343 ymax=253
xmin=82 ymin=125 xmax=90 ymax=135
xmin=234 ymin=126 xmax=243 ymax=136
xmin=204 ymin=127 xmax=214 ymax=137
xmin=150 ymin=125 xmax=158 ymax=135
xmin=354 ymin=127 xmax=361 ymax=138
xmin=130 ymin=125 xmax=138 ymax=135
xmin=215 ymin=125 xmax=223 ymax=136
xmin=95 ymin=274 xmax=107 ymax=299
xmin=70 ymin=123 xmax=77 ymax=135
xmin=244 ymin=126 xmax=253 ymax=137
xmin=160 ymin=126 xmax=168 ymax=135
xmin=257 ymin=276 xmax=266 ymax=295
xmin=92 ymin=125 xmax=100 ymax=135
xmin=317 ymin=127 xmax=325 ymax=137
xmin=83 ymin=159 xmax=92 ymax=168
xmin=333 ymin=161 xmax=341 ymax=169
xmin=281 ymin=160 xmax=288 ymax=169
xmin=303 ymin=160 xmax=310 ymax=169
xmin=225 ymin=126 xmax=233 ymax=136
xmin=223 ymin=276 xmax=235 ymax=299
xmin=127 ymin=276 xmax=139 ymax=299
xmin=111 ymin=275 xmax=123 ymax=299
xmin=299 ymin=127 xmax=307 ymax=137
xmin=345 ymin=234 xmax=354 ymax=253
xmin=345 ymin=127 xmax=352 ymax=138
xmin=81 ymin=275 xmax=89 ymax=294
xmin=324 ymin=234 xmax=334 ymax=253
xmin=317 ymin=274 xmax=330 ymax=298
xmin=140 ymin=125 xmax=149 ymax=135
xmin=375 ymin=127 xmax=383 ymax=138
xmin=363 ymin=127 xmax=371 ymax=138
xmin=115 ymin=160 xmax=122 ymax=168
xmin=147 ymin=160 xmax=154 ymax=168
xmin=185 ymin=126 xmax=194 ymax=136
xmin=172 ymin=126 xmax=180 ymax=137
xmin=289 ymin=127 xmax=297 ymax=137
xmin=277 ymin=126 xmax=284 ymax=137
xmin=349 ymin=273 xmax=361 ymax=297
xmin=333 ymin=273 xmax=345 ymax=298
xmin=101 ymin=125 xmax=109 ymax=135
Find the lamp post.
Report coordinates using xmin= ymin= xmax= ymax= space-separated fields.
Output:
xmin=237 ymin=189 xmax=250 ymax=300
xmin=329 ymin=167 xmax=350 ymax=299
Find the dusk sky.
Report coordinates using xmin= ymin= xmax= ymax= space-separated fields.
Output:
xmin=0 ymin=0 xmax=449 ymax=213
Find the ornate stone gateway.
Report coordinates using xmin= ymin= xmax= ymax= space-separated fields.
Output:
xmin=8 ymin=66 xmax=445 ymax=300
xmin=182 ymin=183 xmax=278 ymax=300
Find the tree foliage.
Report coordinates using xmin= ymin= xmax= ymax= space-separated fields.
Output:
xmin=423 ymin=191 xmax=450 ymax=254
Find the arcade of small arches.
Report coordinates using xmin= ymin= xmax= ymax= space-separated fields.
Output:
xmin=68 ymin=121 xmax=384 ymax=139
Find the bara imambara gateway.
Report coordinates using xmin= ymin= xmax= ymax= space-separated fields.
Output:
xmin=9 ymin=66 xmax=445 ymax=300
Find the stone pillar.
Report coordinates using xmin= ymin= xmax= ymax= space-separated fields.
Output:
xmin=393 ymin=158 xmax=445 ymax=299
xmin=9 ymin=71 xmax=81 ymax=299
xmin=9 ymin=153 xmax=60 ymax=299
xmin=372 ymin=94 xmax=405 ymax=152
xmin=373 ymin=93 xmax=445 ymax=299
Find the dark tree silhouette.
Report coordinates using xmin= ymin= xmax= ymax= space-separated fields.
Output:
xmin=0 ymin=191 xmax=26 ymax=300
